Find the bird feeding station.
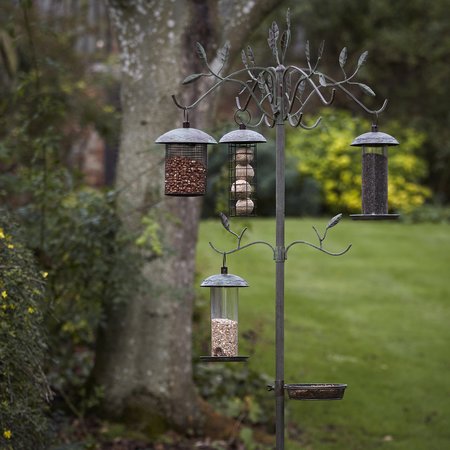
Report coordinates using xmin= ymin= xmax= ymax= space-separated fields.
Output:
xmin=155 ymin=119 xmax=217 ymax=196
xmin=199 ymin=266 xmax=249 ymax=362
xmin=350 ymin=124 xmax=400 ymax=220
xmin=156 ymin=10 xmax=399 ymax=449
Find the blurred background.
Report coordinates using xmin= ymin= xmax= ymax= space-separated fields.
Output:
xmin=0 ymin=1 xmax=449 ymax=449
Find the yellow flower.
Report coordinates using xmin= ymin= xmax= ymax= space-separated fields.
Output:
xmin=27 ymin=307 xmax=35 ymax=314
xmin=1 ymin=291 xmax=7 ymax=299
xmin=42 ymin=272 xmax=48 ymax=279
xmin=7 ymin=244 xmax=14 ymax=249
xmin=3 ymin=429 xmax=12 ymax=439
xmin=0 ymin=228 xmax=4 ymax=239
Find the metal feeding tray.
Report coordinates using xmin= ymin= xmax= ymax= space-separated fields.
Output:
xmin=199 ymin=356 xmax=248 ymax=362
xmin=285 ymin=383 xmax=347 ymax=400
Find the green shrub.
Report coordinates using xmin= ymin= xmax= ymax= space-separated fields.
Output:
xmin=0 ymin=212 xmax=51 ymax=449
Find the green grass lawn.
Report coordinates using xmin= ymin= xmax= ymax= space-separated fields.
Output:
xmin=196 ymin=218 xmax=450 ymax=450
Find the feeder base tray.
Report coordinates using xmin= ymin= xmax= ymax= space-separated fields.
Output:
xmin=199 ymin=356 xmax=248 ymax=362
xmin=350 ymin=214 xmax=399 ymax=220
xmin=285 ymin=383 xmax=347 ymax=400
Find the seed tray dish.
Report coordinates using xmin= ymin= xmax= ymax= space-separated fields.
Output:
xmin=285 ymin=383 xmax=347 ymax=400
xmin=199 ymin=356 xmax=249 ymax=362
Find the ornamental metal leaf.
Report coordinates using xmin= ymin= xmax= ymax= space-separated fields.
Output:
xmin=286 ymin=8 xmax=291 ymax=30
xmin=280 ymin=30 xmax=290 ymax=63
xmin=241 ymin=49 xmax=247 ymax=68
xmin=218 ymin=41 xmax=230 ymax=66
xmin=298 ymin=78 xmax=306 ymax=95
xmin=358 ymin=83 xmax=376 ymax=96
xmin=319 ymin=73 xmax=327 ymax=86
xmin=182 ymin=73 xmax=204 ymax=85
xmin=339 ymin=47 xmax=347 ymax=69
xmin=247 ymin=45 xmax=256 ymax=66
xmin=357 ymin=50 xmax=368 ymax=68
xmin=318 ymin=40 xmax=325 ymax=60
xmin=305 ymin=40 xmax=310 ymax=63
xmin=219 ymin=212 xmax=230 ymax=231
xmin=326 ymin=213 xmax=342 ymax=229
xmin=268 ymin=21 xmax=279 ymax=59
xmin=196 ymin=42 xmax=207 ymax=62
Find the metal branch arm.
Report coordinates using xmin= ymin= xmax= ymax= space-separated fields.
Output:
xmin=285 ymin=214 xmax=352 ymax=258
xmin=208 ymin=226 xmax=276 ymax=263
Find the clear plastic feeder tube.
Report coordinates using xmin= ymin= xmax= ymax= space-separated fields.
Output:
xmin=210 ymin=287 xmax=239 ymax=357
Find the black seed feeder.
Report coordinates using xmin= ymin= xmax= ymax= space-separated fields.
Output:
xmin=350 ymin=124 xmax=399 ymax=220
xmin=199 ymin=267 xmax=248 ymax=362
xmin=219 ymin=125 xmax=266 ymax=216
xmin=155 ymin=121 xmax=217 ymax=196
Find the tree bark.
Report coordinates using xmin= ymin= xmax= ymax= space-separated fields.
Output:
xmin=93 ymin=0 xmax=282 ymax=434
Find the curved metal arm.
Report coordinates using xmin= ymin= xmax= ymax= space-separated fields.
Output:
xmin=285 ymin=214 xmax=352 ymax=258
xmin=209 ymin=240 xmax=276 ymax=258
xmin=285 ymin=240 xmax=352 ymax=257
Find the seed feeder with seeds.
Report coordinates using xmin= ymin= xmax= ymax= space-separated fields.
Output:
xmin=350 ymin=124 xmax=400 ymax=220
xmin=155 ymin=116 xmax=217 ymax=196
xmin=200 ymin=265 xmax=248 ymax=362
xmin=219 ymin=124 xmax=266 ymax=216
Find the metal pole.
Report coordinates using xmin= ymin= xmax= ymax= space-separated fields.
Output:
xmin=275 ymin=64 xmax=286 ymax=450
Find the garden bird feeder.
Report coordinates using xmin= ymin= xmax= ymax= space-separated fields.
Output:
xmin=155 ymin=121 xmax=217 ymax=196
xmin=200 ymin=266 xmax=248 ymax=362
xmin=219 ymin=125 xmax=266 ymax=216
xmin=350 ymin=124 xmax=399 ymax=220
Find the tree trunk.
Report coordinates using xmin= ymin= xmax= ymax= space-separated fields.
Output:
xmin=93 ymin=0 xmax=281 ymax=434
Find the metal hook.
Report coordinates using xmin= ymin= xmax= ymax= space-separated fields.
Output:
xmin=234 ymin=109 xmax=252 ymax=127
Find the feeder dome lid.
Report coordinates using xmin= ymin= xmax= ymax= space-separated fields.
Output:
xmin=155 ymin=123 xmax=217 ymax=145
xmin=200 ymin=273 xmax=249 ymax=288
xmin=219 ymin=128 xmax=266 ymax=144
xmin=351 ymin=127 xmax=399 ymax=147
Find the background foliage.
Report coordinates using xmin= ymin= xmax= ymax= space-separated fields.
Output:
xmin=0 ymin=214 xmax=51 ymax=450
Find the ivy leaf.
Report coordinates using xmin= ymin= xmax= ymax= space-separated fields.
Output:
xmin=219 ymin=212 xmax=230 ymax=231
xmin=339 ymin=47 xmax=347 ymax=69
xmin=181 ymin=73 xmax=204 ymax=85
xmin=326 ymin=213 xmax=342 ymax=229
xmin=357 ymin=50 xmax=368 ymax=68
xmin=196 ymin=42 xmax=207 ymax=62
xmin=358 ymin=83 xmax=376 ymax=96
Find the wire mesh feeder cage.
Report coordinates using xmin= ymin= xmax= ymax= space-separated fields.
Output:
xmin=219 ymin=125 xmax=266 ymax=217
xmin=350 ymin=124 xmax=399 ymax=220
xmin=155 ymin=121 xmax=217 ymax=196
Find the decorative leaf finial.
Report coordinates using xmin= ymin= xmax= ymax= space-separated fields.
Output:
xmin=219 ymin=212 xmax=230 ymax=231
xmin=326 ymin=213 xmax=342 ymax=230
